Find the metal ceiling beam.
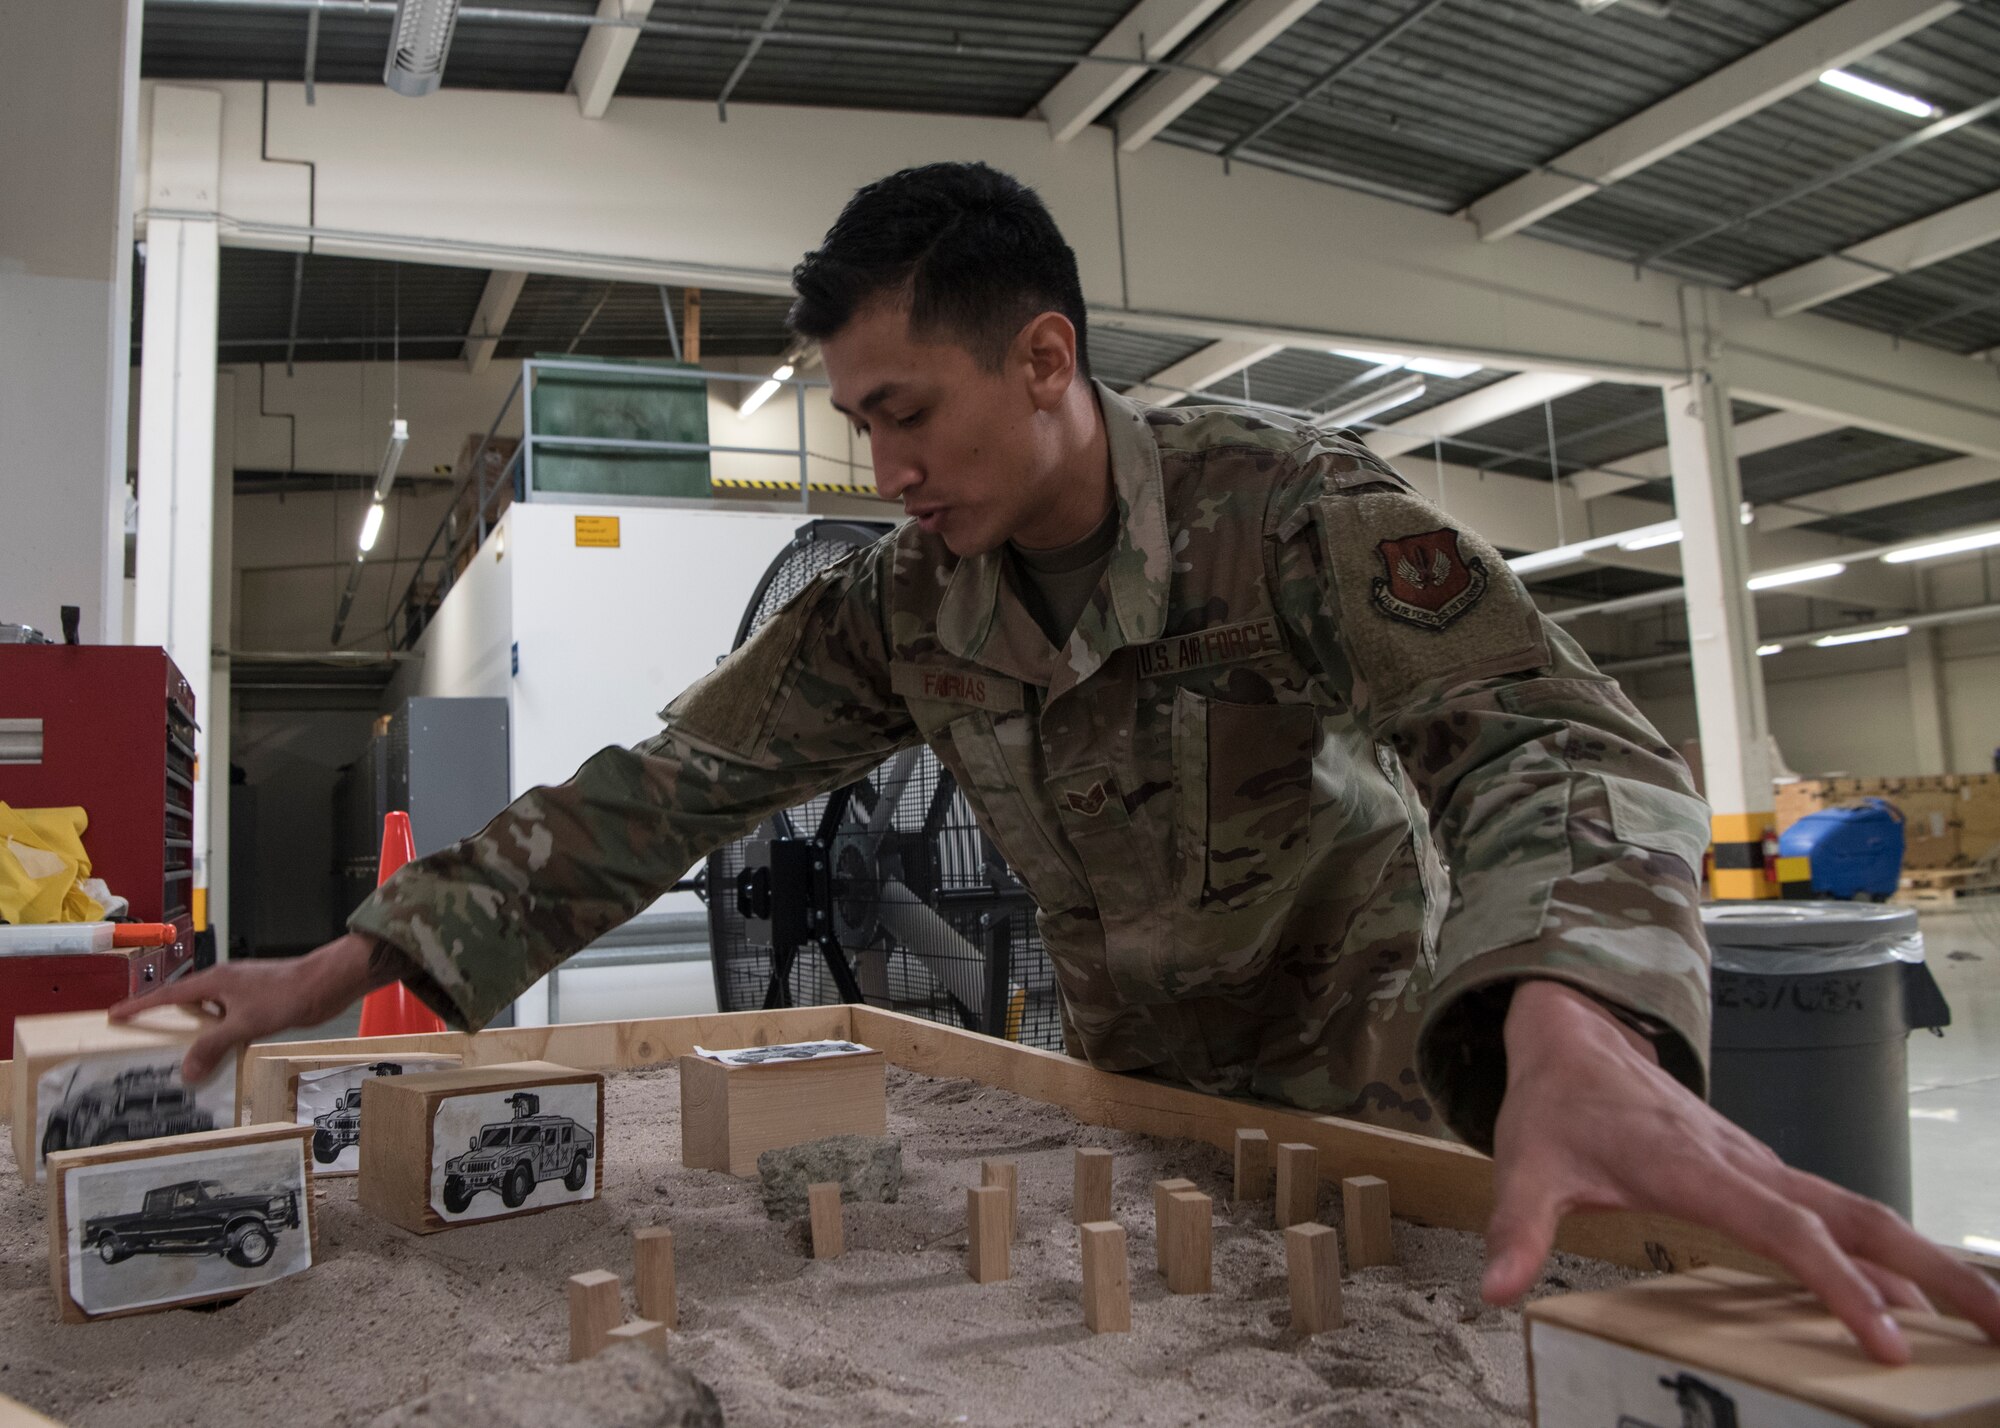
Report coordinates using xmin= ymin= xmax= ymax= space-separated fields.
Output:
xmin=1567 ymin=410 xmax=1843 ymax=501
xmin=1114 ymin=0 xmax=1319 ymax=152
xmin=715 ymin=0 xmax=788 ymax=122
xmin=1465 ymin=0 xmax=1962 ymax=242
xmin=1757 ymin=453 xmax=2000 ymax=532
xmin=1119 ymin=337 xmax=1283 ymax=404
xmin=1039 ymin=0 xmax=1230 ymax=143
xmin=1754 ymin=187 xmax=2000 ymax=317
xmin=569 ymin=0 xmax=656 ymax=119
xmin=1364 ymin=373 xmax=1595 ymax=458
xmin=461 ymin=269 xmax=526 ymax=372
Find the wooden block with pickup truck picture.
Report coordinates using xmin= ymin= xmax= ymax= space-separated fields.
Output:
xmin=357 ymin=1061 xmax=604 ymax=1233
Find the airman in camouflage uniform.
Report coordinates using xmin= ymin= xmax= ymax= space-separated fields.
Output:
xmin=349 ymin=382 xmax=1712 ymax=1154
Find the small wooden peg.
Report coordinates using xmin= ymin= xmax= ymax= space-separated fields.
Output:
xmin=1286 ymin=1223 xmax=1343 ymax=1334
xmin=634 ymin=1226 xmax=678 ymax=1329
xmin=1273 ymin=1143 xmax=1319 ymax=1229
xmin=1080 ymin=1221 xmax=1131 ymax=1333
xmin=808 ymin=1181 xmax=844 ymax=1259
xmin=1152 ymin=1178 xmax=1194 ymax=1274
xmin=1342 ymin=1175 xmax=1393 ymax=1268
xmin=1163 ymin=1190 xmax=1212 ymax=1295
xmin=1233 ymin=1128 xmax=1271 ymax=1203
xmin=981 ymin=1159 xmax=1019 ymax=1241
xmin=567 ymin=1269 xmax=622 ymax=1362
xmin=1073 ymin=1148 xmax=1113 ymax=1225
xmin=967 ymin=1184 xmax=1010 ymax=1283
xmin=605 ymin=1318 xmax=667 ymax=1354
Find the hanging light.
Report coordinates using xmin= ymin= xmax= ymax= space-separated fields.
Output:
xmin=738 ymin=363 xmax=795 ymax=419
xmin=358 ymin=501 xmax=386 ymax=554
xmin=1813 ymin=624 xmax=1910 ymax=648
xmin=1880 ymin=525 xmax=2000 ymax=564
xmin=372 ymin=419 xmax=410 ymax=503
xmin=1819 ymin=69 xmax=1934 ymax=119
xmin=1321 ymin=375 xmax=1426 ymax=427
xmin=1756 ymin=643 xmax=1784 ymax=656
xmin=1747 ymin=561 xmax=1845 ymax=592
xmin=1617 ymin=524 xmax=1683 ymax=552
xmin=384 ymin=0 xmax=462 ymax=97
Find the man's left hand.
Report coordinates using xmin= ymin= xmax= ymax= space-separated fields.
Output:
xmin=1482 ymin=978 xmax=2000 ymax=1364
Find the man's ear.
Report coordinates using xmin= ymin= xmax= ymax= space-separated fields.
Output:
xmin=1016 ymin=311 xmax=1078 ymax=412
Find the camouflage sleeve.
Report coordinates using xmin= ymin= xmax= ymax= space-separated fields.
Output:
xmin=1269 ymin=440 xmax=1712 ymax=1153
xmin=347 ymin=542 xmax=919 ymax=1030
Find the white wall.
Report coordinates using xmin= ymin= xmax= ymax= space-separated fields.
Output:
xmin=0 ymin=1 xmax=140 ymax=641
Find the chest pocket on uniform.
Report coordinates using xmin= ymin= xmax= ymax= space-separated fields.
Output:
xmin=1172 ymin=688 xmax=1316 ymax=911
xmin=937 ymin=710 xmax=1090 ymax=911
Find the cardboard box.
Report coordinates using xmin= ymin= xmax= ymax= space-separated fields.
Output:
xmin=1527 ymin=1267 xmax=2000 ymax=1426
xmin=11 ymin=1009 xmax=236 ymax=1186
xmin=358 ymin=1061 xmax=603 ymax=1234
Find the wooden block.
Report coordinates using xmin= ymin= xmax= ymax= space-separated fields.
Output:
xmin=1342 ymin=1175 xmax=1393 ymax=1268
xmin=1164 ymin=1190 xmax=1212 ymax=1295
xmin=967 ymin=1184 xmax=1010 ymax=1283
xmin=604 ymin=1318 xmax=667 ymax=1355
xmin=634 ymin=1226 xmax=678 ymax=1329
xmin=357 ymin=1061 xmax=604 ymax=1234
xmin=45 ymin=1122 xmax=316 ymax=1323
xmin=1286 ymin=1223 xmax=1343 ymax=1335
xmin=12 ymin=1008 xmax=238 ymax=1186
xmin=678 ymin=1047 xmax=886 ymax=1177
xmin=1073 ymin=1148 xmax=1113 ymax=1225
xmin=244 ymin=1052 xmax=461 ymax=1176
xmin=808 ymin=1181 xmax=844 ymax=1259
xmin=981 ymin=1159 xmax=1018 ymax=1240
xmin=567 ymin=1269 xmax=622 ymax=1362
xmin=1233 ymin=1128 xmax=1271 ymax=1203
xmin=1152 ymin=1177 xmax=1194 ymax=1274
xmin=1274 ymin=1143 xmax=1319 ymax=1229
xmin=0 ymin=1390 xmax=67 ymax=1426
xmin=1079 ymin=1221 xmax=1130 ymax=1334
xmin=1526 ymin=1266 xmax=2000 ymax=1427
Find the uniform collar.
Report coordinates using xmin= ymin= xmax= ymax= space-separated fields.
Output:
xmin=936 ymin=381 xmax=1171 ymax=686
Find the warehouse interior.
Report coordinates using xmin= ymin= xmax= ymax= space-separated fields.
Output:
xmin=5 ymin=0 xmax=2000 ymax=1419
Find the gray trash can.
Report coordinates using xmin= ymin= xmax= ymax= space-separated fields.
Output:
xmin=1702 ymin=901 xmax=1951 ymax=1220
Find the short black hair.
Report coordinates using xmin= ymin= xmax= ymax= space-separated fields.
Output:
xmin=789 ymin=162 xmax=1090 ymax=379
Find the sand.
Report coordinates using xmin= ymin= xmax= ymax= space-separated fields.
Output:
xmin=0 ymin=1063 xmax=1631 ymax=1426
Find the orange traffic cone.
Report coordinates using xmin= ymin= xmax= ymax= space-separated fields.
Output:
xmin=358 ymin=811 xmax=448 ymax=1038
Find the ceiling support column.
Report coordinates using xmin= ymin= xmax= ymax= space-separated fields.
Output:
xmin=135 ymin=85 xmax=223 ymax=937
xmin=1662 ymin=298 xmax=1774 ymax=898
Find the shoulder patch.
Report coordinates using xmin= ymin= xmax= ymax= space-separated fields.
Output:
xmin=1315 ymin=491 xmax=1547 ymax=713
xmin=1370 ymin=528 xmax=1487 ymax=631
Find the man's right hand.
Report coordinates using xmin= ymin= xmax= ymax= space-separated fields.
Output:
xmin=109 ymin=933 xmax=385 ymax=1082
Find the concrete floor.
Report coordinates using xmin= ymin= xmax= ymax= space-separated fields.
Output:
xmin=1908 ymin=905 xmax=2000 ymax=1253
xmin=266 ymin=908 xmax=2000 ymax=1249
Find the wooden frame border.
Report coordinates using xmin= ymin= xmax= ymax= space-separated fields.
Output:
xmin=5 ymin=1003 xmax=1986 ymax=1278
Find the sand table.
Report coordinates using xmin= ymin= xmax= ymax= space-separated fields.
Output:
xmin=0 ymin=1063 xmax=1631 ymax=1426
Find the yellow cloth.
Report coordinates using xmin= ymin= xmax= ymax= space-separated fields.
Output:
xmin=0 ymin=803 xmax=107 ymax=924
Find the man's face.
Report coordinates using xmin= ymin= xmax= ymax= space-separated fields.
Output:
xmin=822 ymin=301 xmax=1060 ymax=557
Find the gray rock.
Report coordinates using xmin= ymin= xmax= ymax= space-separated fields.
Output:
xmin=368 ymin=1343 xmax=722 ymax=1428
xmin=757 ymin=1134 xmax=902 ymax=1219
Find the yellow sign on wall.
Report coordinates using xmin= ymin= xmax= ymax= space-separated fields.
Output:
xmin=574 ymin=515 xmax=621 ymax=548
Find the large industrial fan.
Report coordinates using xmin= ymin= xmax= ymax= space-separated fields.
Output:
xmin=699 ymin=520 xmax=1064 ymax=1049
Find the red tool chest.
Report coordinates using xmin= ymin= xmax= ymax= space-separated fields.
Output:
xmin=0 ymin=646 xmax=198 ymax=1054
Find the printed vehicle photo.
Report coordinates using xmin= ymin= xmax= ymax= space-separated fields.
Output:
xmin=80 ymin=1178 xmax=300 ymax=1269
xmin=310 ymin=1062 xmax=405 ymax=1165
xmin=41 ymin=1067 xmax=216 ymax=1158
xmin=439 ymin=1091 xmax=595 ymax=1214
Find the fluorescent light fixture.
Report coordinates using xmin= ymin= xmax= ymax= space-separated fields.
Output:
xmin=371 ymin=418 xmax=409 ymax=503
xmin=1814 ymin=624 xmax=1910 ymax=648
xmin=1741 ymin=501 xmax=1755 ymax=526
xmin=385 ymin=0 xmax=461 ymax=97
xmin=1965 ymin=1234 xmax=2000 ymax=1255
xmin=1510 ymin=544 xmax=1592 ymax=576
xmin=1747 ymin=561 xmax=1845 ymax=592
xmin=1332 ymin=348 xmax=1481 ymax=380
xmin=1880 ymin=525 xmax=2000 ymax=564
xmin=1322 ymin=374 xmax=1425 ymax=427
xmin=1618 ymin=526 xmax=1683 ymax=552
xmin=1756 ymin=643 xmax=1783 ymax=656
xmin=738 ymin=363 xmax=794 ymax=419
xmin=358 ymin=500 xmax=386 ymax=554
xmin=1819 ymin=69 xmax=1934 ymax=118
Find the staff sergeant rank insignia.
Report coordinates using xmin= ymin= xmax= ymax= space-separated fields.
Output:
xmin=1370 ymin=527 xmax=1488 ymax=631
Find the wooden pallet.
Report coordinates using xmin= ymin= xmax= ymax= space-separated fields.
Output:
xmin=1895 ymin=865 xmax=2000 ymax=906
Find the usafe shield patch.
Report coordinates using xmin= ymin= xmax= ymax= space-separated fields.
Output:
xmin=1369 ymin=528 xmax=1487 ymax=631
